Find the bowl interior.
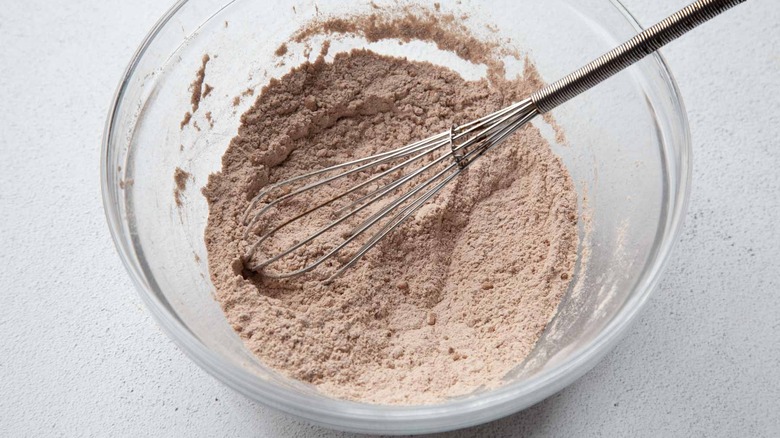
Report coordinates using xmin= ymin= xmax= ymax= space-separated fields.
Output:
xmin=103 ymin=0 xmax=688 ymax=433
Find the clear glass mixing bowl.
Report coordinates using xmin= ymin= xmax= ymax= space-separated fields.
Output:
xmin=101 ymin=0 xmax=691 ymax=434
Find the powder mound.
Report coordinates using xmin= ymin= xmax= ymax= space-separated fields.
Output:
xmin=203 ymin=50 xmax=578 ymax=404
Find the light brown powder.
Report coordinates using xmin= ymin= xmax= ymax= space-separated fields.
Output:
xmin=286 ymin=7 xmax=526 ymax=101
xmin=202 ymin=83 xmax=214 ymax=99
xmin=203 ymin=49 xmax=577 ymax=404
xmin=174 ymin=167 xmax=190 ymax=207
xmin=179 ymin=112 xmax=191 ymax=130
xmin=320 ymin=40 xmax=331 ymax=57
xmin=181 ymin=54 xmax=211 ymax=129
xmin=292 ymin=9 xmax=497 ymax=68
xmin=231 ymin=87 xmax=255 ymax=108
xmin=190 ymin=54 xmax=210 ymax=112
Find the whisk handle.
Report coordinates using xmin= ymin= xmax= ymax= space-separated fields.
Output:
xmin=530 ymin=0 xmax=745 ymax=114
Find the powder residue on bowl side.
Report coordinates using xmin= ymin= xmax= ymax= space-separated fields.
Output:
xmin=202 ymin=83 xmax=214 ymax=99
xmin=231 ymin=87 xmax=255 ymax=108
xmin=180 ymin=112 xmax=192 ymax=130
xmin=174 ymin=167 xmax=190 ymax=207
xmin=320 ymin=40 xmax=331 ymax=57
xmin=190 ymin=54 xmax=210 ymax=112
xmin=203 ymin=49 xmax=578 ymax=404
xmin=285 ymin=6 xmax=534 ymax=99
xmin=181 ymin=54 xmax=210 ymax=129
xmin=291 ymin=9 xmax=497 ymax=68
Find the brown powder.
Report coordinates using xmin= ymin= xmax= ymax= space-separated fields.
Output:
xmin=179 ymin=112 xmax=191 ymax=130
xmin=543 ymin=113 xmax=568 ymax=145
xmin=275 ymin=43 xmax=288 ymax=56
xmin=174 ymin=167 xmax=190 ymax=207
xmin=320 ymin=40 xmax=331 ymax=57
xmin=232 ymin=87 xmax=256 ymax=108
xmin=190 ymin=54 xmax=210 ymax=112
xmin=292 ymin=10 xmax=496 ymax=68
xmin=202 ymin=83 xmax=214 ymax=99
xmin=285 ymin=7 xmax=526 ymax=98
xmin=203 ymin=49 xmax=577 ymax=404
xmin=181 ymin=54 xmax=211 ymax=129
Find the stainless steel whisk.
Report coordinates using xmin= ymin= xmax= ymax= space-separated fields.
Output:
xmin=242 ymin=0 xmax=745 ymax=283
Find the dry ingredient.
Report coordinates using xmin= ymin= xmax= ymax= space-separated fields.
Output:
xmin=181 ymin=54 xmax=211 ymax=129
xmin=203 ymin=48 xmax=578 ymax=403
xmin=196 ymin=6 xmax=580 ymax=405
xmin=173 ymin=167 xmax=190 ymax=207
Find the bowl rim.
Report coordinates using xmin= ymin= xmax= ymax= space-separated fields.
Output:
xmin=100 ymin=0 xmax=692 ymax=434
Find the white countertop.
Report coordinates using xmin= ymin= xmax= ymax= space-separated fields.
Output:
xmin=1 ymin=0 xmax=778 ymax=436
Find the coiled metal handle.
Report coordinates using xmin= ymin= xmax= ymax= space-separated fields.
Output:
xmin=531 ymin=0 xmax=746 ymax=114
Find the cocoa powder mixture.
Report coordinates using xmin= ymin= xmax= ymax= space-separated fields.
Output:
xmin=202 ymin=13 xmax=578 ymax=405
xmin=173 ymin=167 xmax=190 ymax=207
xmin=181 ymin=54 xmax=211 ymax=129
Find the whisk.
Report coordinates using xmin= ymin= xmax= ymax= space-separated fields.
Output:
xmin=241 ymin=0 xmax=744 ymax=283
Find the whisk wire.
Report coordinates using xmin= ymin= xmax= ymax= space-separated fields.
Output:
xmin=244 ymin=137 xmax=451 ymax=269
xmin=324 ymin=103 xmax=539 ymax=283
xmin=242 ymin=98 xmax=539 ymax=280
xmin=247 ymin=141 xmax=459 ymax=277
xmin=241 ymin=131 xmax=449 ymax=237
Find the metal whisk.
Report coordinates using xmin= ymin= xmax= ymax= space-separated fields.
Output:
xmin=242 ymin=0 xmax=744 ymax=283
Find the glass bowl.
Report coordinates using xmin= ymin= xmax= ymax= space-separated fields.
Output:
xmin=101 ymin=0 xmax=690 ymax=434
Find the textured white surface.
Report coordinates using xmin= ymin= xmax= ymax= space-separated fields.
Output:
xmin=1 ymin=0 xmax=778 ymax=436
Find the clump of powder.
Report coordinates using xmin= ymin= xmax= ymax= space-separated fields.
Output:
xmin=203 ymin=49 xmax=577 ymax=404
xmin=231 ymin=87 xmax=255 ymax=108
xmin=181 ymin=54 xmax=210 ymax=129
xmin=202 ymin=83 xmax=214 ymax=99
xmin=174 ymin=167 xmax=190 ymax=207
